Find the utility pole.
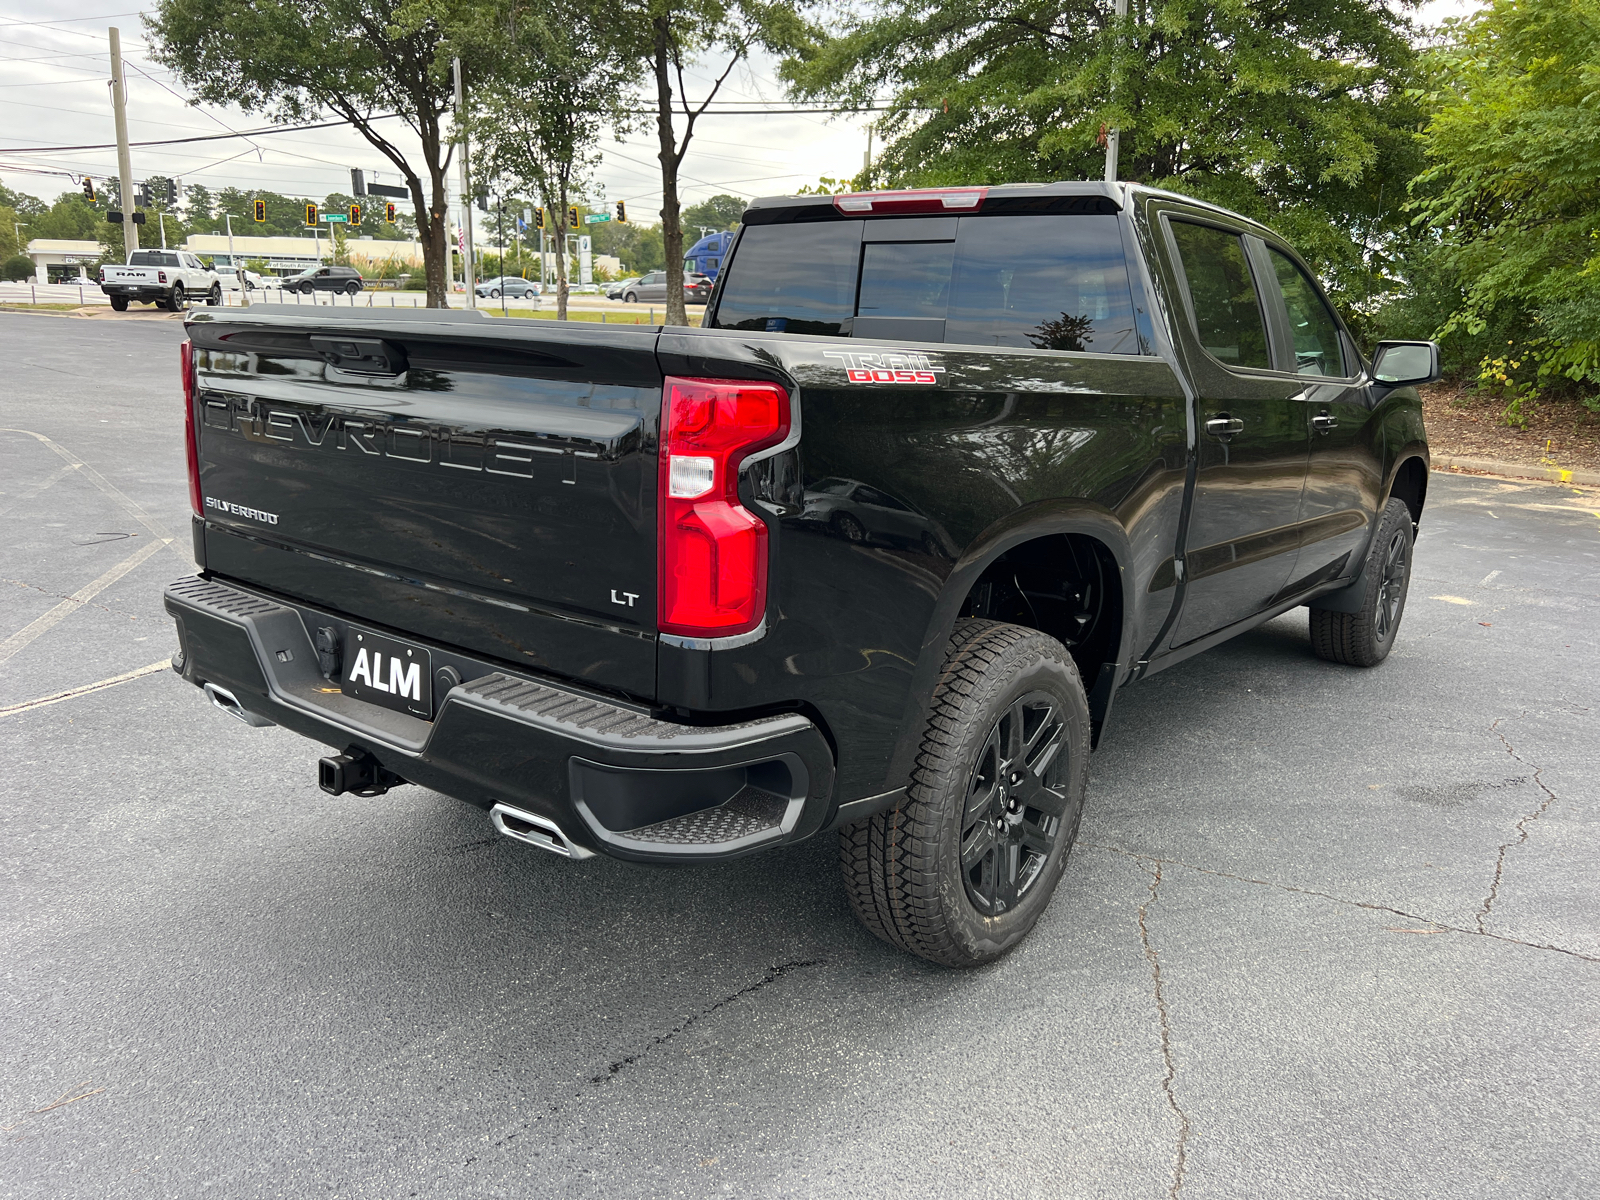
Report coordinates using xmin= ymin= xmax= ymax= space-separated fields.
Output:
xmin=454 ymin=57 xmax=476 ymax=309
xmin=158 ymin=210 xmax=167 ymax=249
xmin=108 ymin=27 xmax=137 ymax=260
xmin=1104 ymin=0 xmax=1128 ymax=184
xmin=863 ymin=125 xmax=873 ymax=186
xmin=224 ymin=213 xmax=246 ymax=305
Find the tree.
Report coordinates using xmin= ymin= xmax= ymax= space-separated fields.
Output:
xmin=0 ymin=207 xmax=20 ymax=261
xmin=147 ymin=0 xmax=492 ymax=307
xmin=681 ymin=193 xmax=746 ymax=234
xmin=184 ymin=183 xmax=215 ymax=224
xmin=628 ymin=0 xmax=818 ymax=325
xmin=588 ymin=218 xmax=665 ymax=274
xmin=1410 ymin=0 xmax=1600 ymax=399
xmin=784 ymin=0 xmax=1424 ymax=312
xmin=2 ymin=254 xmax=32 ymax=282
xmin=465 ymin=0 xmax=637 ymax=319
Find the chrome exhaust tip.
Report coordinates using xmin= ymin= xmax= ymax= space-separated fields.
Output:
xmin=202 ymin=681 xmax=274 ymax=727
xmin=489 ymin=802 xmax=593 ymax=860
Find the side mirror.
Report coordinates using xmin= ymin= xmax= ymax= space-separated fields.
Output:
xmin=1371 ymin=340 xmax=1441 ymax=387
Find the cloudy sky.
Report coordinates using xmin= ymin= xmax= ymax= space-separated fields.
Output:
xmin=0 ymin=1 xmax=1483 ymax=219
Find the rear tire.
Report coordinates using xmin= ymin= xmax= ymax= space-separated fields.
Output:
xmin=1309 ymin=497 xmax=1414 ymax=667
xmin=167 ymin=283 xmax=185 ymax=311
xmin=346 ymin=281 xmax=361 ymax=295
xmin=109 ymin=296 xmax=128 ymax=311
xmin=839 ymin=620 xmax=1090 ymax=967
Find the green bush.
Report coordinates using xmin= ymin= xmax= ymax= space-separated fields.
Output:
xmin=1 ymin=254 xmax=34 ymax=281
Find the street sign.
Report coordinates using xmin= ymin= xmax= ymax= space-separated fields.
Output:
xmin=325 ymin=214 xmax=349 ymax=224
xmin=584 ymin=213 xmax=611 ymax=225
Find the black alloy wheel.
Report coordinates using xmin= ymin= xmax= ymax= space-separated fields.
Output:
xmin=1309 ymin=496 xmax=1415 ymax=667
xmin=168 ymin=282 xmax=185 ymax=311
xmin=838 ymin=619 xmax=1090 ymax=967
xmin=959 ymin=691 xmax=1072 ymax=916
xmin=207 ymin=283 xmax=222 ymax=306
xmin=346 ymin=280 xmax=361 ymax=295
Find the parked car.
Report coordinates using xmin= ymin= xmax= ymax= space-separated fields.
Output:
xmin=219 ymin=269 xmax=267 ymax=292
xmin=283 ymin=265 xmax=364 ymax=295
xmin=475 ymin=276 xmax=542 ymax=300
xmin=619 ymin=270 xmax=712 ymax=305
xmin=99 ymin=249 xmax=219 ymax=311
xmin=169 ymin=181 xmax=1438 ymax=968
xmin=605 ymin=277 xmax=640 ymax=300
xmin=800 ymin=478 xmax=953 ymax=557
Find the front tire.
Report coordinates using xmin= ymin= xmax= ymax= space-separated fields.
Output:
xmin=839 ymin=620 xmax=1090 ymax=967
xmin=206 ymin=283 xmax=221 ymax=306
xmin=833 ymin=512 xmax=867 ymax=543
xmin=1309 ymin=496 xmax=1414 ymax=667
xmin=624 ymin=291 xmax=638 ymax=304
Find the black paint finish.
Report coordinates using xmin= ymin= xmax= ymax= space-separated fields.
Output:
xmin=178 ymin=183 xmax=1429 ymax=855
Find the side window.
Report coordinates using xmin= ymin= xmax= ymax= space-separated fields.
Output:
xmin=1267 ymin=248 xmax=1346 ymax=377
xmin=1168 ymin=221 xmax=1271 ymax=370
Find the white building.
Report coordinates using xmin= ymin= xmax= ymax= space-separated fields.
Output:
xmin=24 ymin=238 xmax=101 ymax=284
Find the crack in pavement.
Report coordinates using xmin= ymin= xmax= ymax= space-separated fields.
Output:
xmin=1477 ymin=716 xmax=1563 ymax=934
xmin=1136 ymin=861 xmax=1191 ymax=1200
xmin=461 ymin=959 xmax=823 ymax=1168
xmin=592 ymin=958 xmax=821 ymax=1085
xmin=4 ymin=577 xmax=122 ymax=617
xmin=1086 ymin=843 xmax=1598 ymax=965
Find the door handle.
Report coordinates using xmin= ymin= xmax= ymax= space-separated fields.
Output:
xmin=1205 ymin=416 xmax=1245 ymax=437
xmin=1312 ymin=413 xmax=1338 ymax=431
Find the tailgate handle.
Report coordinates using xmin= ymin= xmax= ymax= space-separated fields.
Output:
xmin=309 ymin=335 xmax=407 ymax=376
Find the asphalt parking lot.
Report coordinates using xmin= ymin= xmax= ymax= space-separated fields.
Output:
xmin=3 ymin=310 xmax=1597 ymax=1199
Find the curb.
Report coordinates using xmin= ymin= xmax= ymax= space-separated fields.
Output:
xmin=1432 ymin=455 xmax=1600 ymax=488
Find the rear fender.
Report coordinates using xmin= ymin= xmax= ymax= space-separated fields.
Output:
xmin=882 ymin=501 xmax=1136 ymax=789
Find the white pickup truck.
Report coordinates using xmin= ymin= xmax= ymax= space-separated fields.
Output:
xmin=99 ymin=249 xmax=220 ymax=311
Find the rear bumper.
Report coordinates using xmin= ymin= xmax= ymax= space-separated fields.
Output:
xmin=101 ymin=283 xmax=167 ymax=299
xmin=164 ymin=574 xmax=837 ymax=862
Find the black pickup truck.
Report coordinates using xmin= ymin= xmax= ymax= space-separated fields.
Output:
xmin=165 ymin=182 xmax=1437 ymax=967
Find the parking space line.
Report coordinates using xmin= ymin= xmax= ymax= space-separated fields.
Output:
xmin=0 ymin=659 xmax=171 ymax=718
xmin=0 ymin=462 xmax=80 ymax=519
xmin=0 ymin=428 xmax=188 ymax=559
xmin=0 ymin=537 xmax=170 ymax=666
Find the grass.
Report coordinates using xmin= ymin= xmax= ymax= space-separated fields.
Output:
xmin=0 ymin=303 xmax=84 ymax=313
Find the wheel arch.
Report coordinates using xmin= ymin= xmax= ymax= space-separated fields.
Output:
xmin=1386 ymin=450 xmax=1429 ymax=530
xmin=883 ymin=501 xmax=1137 ymax=789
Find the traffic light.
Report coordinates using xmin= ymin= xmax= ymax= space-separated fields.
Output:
xmin=82 ymin=177 xmax=95 ymax=202
xmin=535 ymin=207 xmax=545 ymax=231
xmin=253 ymin=198 xmax=266 ymax=223
xmin=567 ymin=205 xmax=579 ymax=230
xmin=349 ymin=202 xmax=362 ymax=225
xmin=305 ymin=202 xmax=317 ymax=226
xmin=384 ymin=202 xmax=396 ymax=224
xmin=615 ymin=200 xmax=627 ymax=223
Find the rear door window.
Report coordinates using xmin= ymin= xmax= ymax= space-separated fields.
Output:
xmin=1266 ymin=247 xmax=1346 ymax=377
xmin=1168 ymin=221 xmax=1272 ymax=370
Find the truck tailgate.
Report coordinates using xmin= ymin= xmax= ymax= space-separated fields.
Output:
xmin=186 ymin=309 xmax=662 ymax=699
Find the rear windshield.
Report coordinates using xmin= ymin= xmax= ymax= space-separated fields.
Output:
xmin=129 ymin=251 xmax=181 ymax=267
xmin=711 ymin=214 xmax=1140 ymax=353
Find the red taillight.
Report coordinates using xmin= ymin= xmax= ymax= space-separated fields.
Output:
xmin=181 ymin=341 xmax=201 ymax=517
xmin=658 ymin=377 xmax=790 ymax=639
xmin=159 ymin=270 xmax=167 ymax=284
xmin=831 ymin=187 xmax=988 ymax=215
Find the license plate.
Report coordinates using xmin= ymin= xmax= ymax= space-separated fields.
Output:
xmin=342 ymin=627 xmax=432 ymax=718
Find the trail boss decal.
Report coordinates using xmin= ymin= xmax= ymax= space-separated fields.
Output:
xmin=822 ymin=349 xmax=945 ymax=385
